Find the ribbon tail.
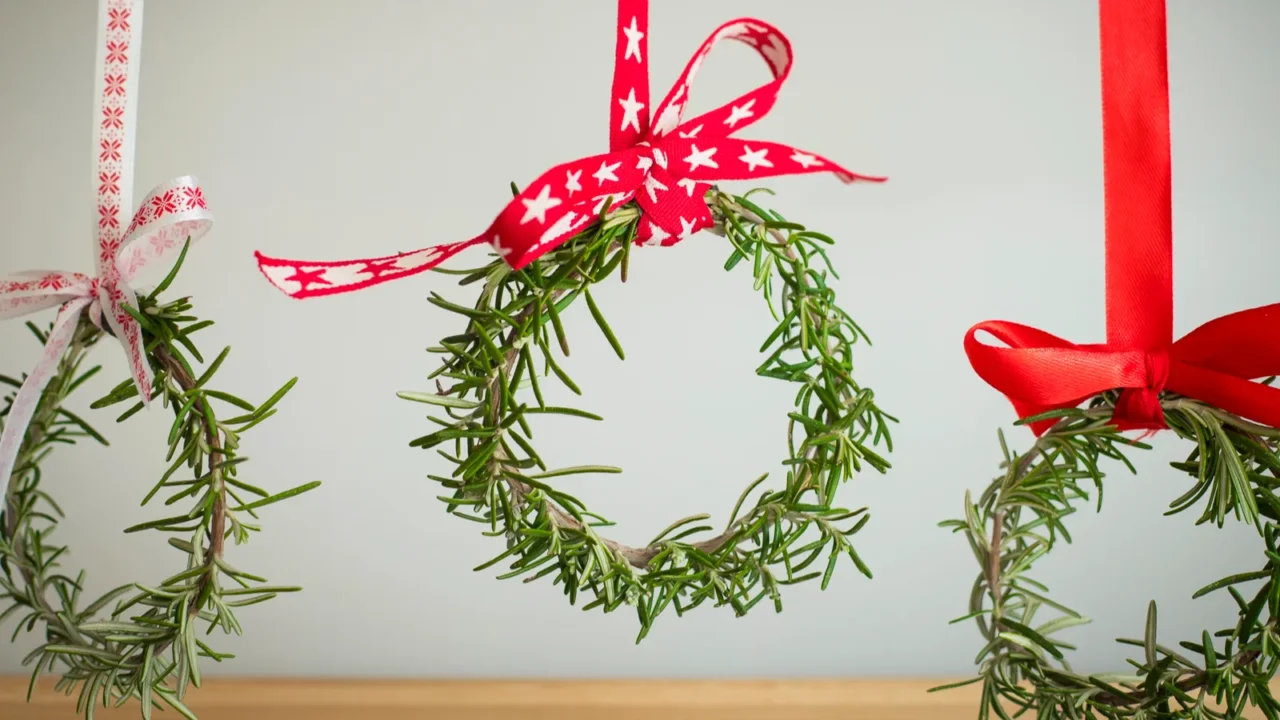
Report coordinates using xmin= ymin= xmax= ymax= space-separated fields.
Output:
xmin=1170 ymin=362 xmax=1280 ymax=430
xmin=253 ymin=238 xmax=487 ymax=300
xmin=663 ymin=138 xmax=884 ymax=185
xmin=0 ymin=299 xmax=92 ymax=486
xmin=97 ymin=278 xmax=154 ymax=406
xmin=0 ymin=272 xmax=95 ymax=321
xmin=1172 ymin=303 xmax=1280 ymax=381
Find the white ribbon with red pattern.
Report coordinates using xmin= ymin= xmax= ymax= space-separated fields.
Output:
xmin=0 ymin=0 xmax=213 ymax=484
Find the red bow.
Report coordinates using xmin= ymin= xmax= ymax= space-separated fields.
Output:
xmin=966 ymin=0 xmax=1280 ymax=435
xmin=255 ymin=0 xmax=882 ymax=299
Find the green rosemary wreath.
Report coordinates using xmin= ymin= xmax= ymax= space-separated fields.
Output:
xmin=0 ymin=243 xmax=320 ymax=720
xmin=403 ymin=186 xmax=894 ymax=640
xmin=940 ymin=395 xmax=1280 ymax=719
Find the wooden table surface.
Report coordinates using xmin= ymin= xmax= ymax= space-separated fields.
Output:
xmin=1 ymin=678 xmax=978 ymax=719
xmin=0 ymin=677 xmax=1272 ymax=719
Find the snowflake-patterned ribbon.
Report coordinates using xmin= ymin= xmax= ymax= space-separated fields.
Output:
xmin=254 ymin=0 xmax=883 ymax=300
xmin=0 ymin=0 xmax=213 ymax=485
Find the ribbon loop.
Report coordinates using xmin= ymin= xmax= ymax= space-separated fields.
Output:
xmin=255 ymin=0 xmax=883 ymax=300
xmin=650 ymin=18 xmax=793 ymax=142
xmin=116 ymin=177 xmax=213 ymax=282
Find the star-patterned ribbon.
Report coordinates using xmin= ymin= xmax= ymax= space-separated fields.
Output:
xmin=254 ymin=0 xmax=882 ymax=299
xmin=965 ymin=0 xmax=1280 ymax=436
xmin=0 ymin=0 xmax=213 ymax=483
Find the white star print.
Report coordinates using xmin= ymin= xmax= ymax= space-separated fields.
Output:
xmin=491 ymin=234 xmax=512 ymax=258
xmin=683 ymin=145 xmax=719 ymax=172
xmin=622 ymin=16 xmax=644 ymax=63
xmin=565 ymin=169 xmax=582 ymax=197
xmin=644 ymin=222 xmax=670 ymax=247
xmin=592 ymin=193 xmax=627 ymax=214
xmin=636 ymin=156 xmax=653 ymax=173
xmin=319 ymin=264 xmax=364 ymax=286
xmin=540 ymin=211 xmax=582 ymax=245
xmin=643 ymin=174 xmax=668 ymax=203
xmin=724 ymin=99 xmax=756 ymax=127
xmin=618 ymin=88 xmax=645 ymax=133
xmin=677 ymin=178 xmax=699 ymax=196
xmin=652 ymin=102 xmax=683 ymax=137
xmin=520 ymin=185 xmax=562 ymax=225
xmin=718 ymin=22 xmax=753 ymax=42
xmin=687 ymin=49 xmax=707 ymax=83
xmin=790 ymin=151 xmax=823 ymax=169
xmin=593 ymin=160 xmax=621 ymax=185
xmin=679 ymin=217 xmax=698 ymax=239
xmin=762 ymin=33 xmax=790 ymax=75
xmin=678 ymin=124 xmax=703 ymax=139
xmin=739 ymin=146 xmax=773 ymax=172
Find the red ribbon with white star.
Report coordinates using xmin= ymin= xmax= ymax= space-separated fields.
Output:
xmin=254 ymin=0 xmax=882 ymax=299
xmin=0 ymin=0 xmax=213 ymax=484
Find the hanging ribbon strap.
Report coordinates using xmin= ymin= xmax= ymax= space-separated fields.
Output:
xmin=254 ymin=0 xmax=883 ymax=299
xmin=965 ymin=0 xmax=1280 ymax=435
xmin=0 ymin=0 xmax=213 ymax=482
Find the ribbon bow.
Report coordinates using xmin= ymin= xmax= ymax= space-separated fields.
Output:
xmin=0 ymin=0 xmax=213 ymax=482
xmin=966 ymin=0 xmax=1280 ymax=436
xmin=254 ymin=0 xmax=882 ymax=299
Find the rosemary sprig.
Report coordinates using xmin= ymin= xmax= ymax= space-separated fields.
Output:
xmin=940 ymin=393 xmax=1280 ymax=719
xmin=405 ymin=186 xmax=894 ymax=641
xmin=0 ymin=242 xmax=320 ymax=720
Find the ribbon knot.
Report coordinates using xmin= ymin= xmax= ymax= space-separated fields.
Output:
xmin=0 ymin=0 xmax=213 ymax=485
xmin=254 ymin=0 xmax=885 ymax=300
xmin=1115 ymin=349 xmax=1169 ymax=429
xmin=966 ymin=0 xmax=1280 ymax=437
xmin=1143 ymin=349 xmax=1170 ymax=392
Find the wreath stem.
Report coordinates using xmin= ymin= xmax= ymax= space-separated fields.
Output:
xmin=414 ymin=186 xmax=894 ymax=637
xmin=4 ymin=324 xmax=99 ymax=645
xmin=152 ymin=344 xmax=227 ymax=621
xmin=1 ymin=246 xmax=320 ymax=718
xmin=951 ymin=399 xmax=1280 ymax=717
xmin=483 ymin=223 xmax=746 ymax=570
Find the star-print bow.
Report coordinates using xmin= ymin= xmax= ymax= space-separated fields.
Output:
xmin=254 ymin=0 xmax=882 ymax=299
xmin=965 ymin=0 xmax=1280 ymax=436
xmin=0 ymin=0 xmax=213 ymax=483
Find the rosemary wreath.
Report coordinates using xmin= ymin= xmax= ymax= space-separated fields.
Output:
xmin=0 ymin=243 xmax=320 ymax=720
xmin=939 ymin=395 xmax=1280 ymax=719
xmin=403 ymin=186 xmax=894 ymax=640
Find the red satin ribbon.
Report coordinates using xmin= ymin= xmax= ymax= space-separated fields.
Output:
xmin=966 ymin=0 xmax=1280 ymax=435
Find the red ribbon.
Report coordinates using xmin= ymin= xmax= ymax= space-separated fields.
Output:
xmin=966 ymin=0 xmax=1280 ymax=435
xmin=254 ymin=0 xmax=883 ymax=299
